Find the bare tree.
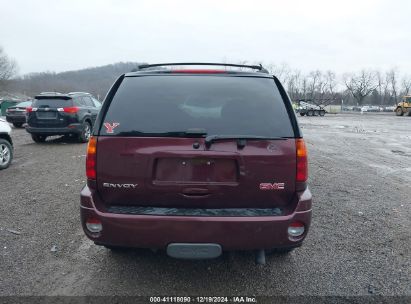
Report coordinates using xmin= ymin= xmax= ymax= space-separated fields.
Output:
xmin=300 ymin=77 xmax=308 ymax=101
xmin=266 ymin=63 xmax=291 ymax=86
xmin=386 ymin=68 xmax=399 ymax=104
xmin=318 ymin=72 xmax=330 ymax=99
xmin=0 ymin=47 xmax=18 ymax=88
xmin=325 ymin=71 xmax=337 ymax=98
xmin=287 ymin=69 xmax=302 ymax=101
xmin=401 ymin=75 xmax=411 ymax=96
xmin=375 ymin=71 xmax=385 ymax=104
xmin=307 ymin=70 xmax=321 ymax=100
xmin=344 ymin=70 xmax=377 ymax=105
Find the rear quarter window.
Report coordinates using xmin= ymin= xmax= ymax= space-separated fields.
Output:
xmin=82 ymin=96 xmax=95 ymax=107
xmin=101 ymin=75 xmax=295 ymax=137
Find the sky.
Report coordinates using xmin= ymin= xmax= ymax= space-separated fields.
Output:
xmin=0 ymin=0 xmax=410 ymax=75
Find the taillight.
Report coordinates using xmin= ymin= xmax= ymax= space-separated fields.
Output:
xmin=26 ymin=107 xmax=37 ymax=112
xmin=86 ymin=136 xmax=97 ymax=180
xmin=170 ymin=69 xmax=227 ymax=74
xmin=63 ymin=106 xmax=79 ymax=113
xmin=296 ymin=138 xmax=308 ymax=184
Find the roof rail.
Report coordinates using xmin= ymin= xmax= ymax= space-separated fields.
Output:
xmin=68 ymin=92 xmax=91 ymax=95
xmin=39 ymin=92 xmax=64 ymax=95
xmin=134 ymin=62 xmax=269 ymax=73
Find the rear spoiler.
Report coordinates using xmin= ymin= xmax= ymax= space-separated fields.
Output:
xmin=34 ymin=95 xmax=72 ymax=100
xmin=132 ymin=62 xmax=269 ymax=73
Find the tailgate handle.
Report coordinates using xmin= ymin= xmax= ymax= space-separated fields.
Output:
xmin=181 ymin=188 xmax=210 ymax=198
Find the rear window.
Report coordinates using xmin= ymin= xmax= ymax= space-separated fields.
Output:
xmin=102 ymin=76 xmax=294 ymax=137
xmin=15 ymin=101 xmax=32 ymax=107
xmin=33 ymin=98 xmax=73 ymax=108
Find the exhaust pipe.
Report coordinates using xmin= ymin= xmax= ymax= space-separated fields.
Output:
xmin=255 ymin=249 xmax=266 ymax=265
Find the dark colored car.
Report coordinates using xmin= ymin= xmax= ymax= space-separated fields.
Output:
xmin=6 ymin=101 xmax=32 ymax=128
xmin=26 ymin=92 xmax=102 ymax=143
xmin=80 ymin=63 xmax=312 ymax=263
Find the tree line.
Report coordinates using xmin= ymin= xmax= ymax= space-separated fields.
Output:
xmin=265 ymin=63 xmax=410 ymax=106
xmin=1 ymin=47 xmax=410 ymax=105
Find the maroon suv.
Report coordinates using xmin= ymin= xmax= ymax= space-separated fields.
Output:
xmin=80 ymin=63 xmax=312 ymax=263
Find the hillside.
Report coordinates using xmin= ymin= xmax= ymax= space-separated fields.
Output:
xmin=8 ymin=62 xmax=144 ymax=100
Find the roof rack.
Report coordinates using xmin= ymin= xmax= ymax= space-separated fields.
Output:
xmin=134 ymin=62 xmax=269 ymax=73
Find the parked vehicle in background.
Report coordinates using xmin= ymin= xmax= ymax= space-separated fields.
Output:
xmin=0 ymin=118 xmax=13 ymax=169
xmin=384 ymin=106 xmax=396 ymax=112
xmin=360 ymin=106 xmax=369 ymax=112
xmin=294 ymin=99 xmax=339 ymax=117
xmin=367 ymin=106 xmax=380 ymax=112
xmin=395 ymin=96 xmax=411 ymax=116
xmin=342 ymin=106 xmax=354 ymax=111
xmin=5 ymin=100 xmax=32 ymax=128
xmin=297 ymin=101 xmax=326 ymax=116
xmin=80 ymin=63 xmax=312 ymax=264
xmin=26 ymin=92 xmax=102 ymax=143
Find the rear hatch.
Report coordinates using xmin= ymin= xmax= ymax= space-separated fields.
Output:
xmin=7 ymin=101 xmax=32 ymax=116
xmin=95 ymin=74 xmax=297 ymax=210
xmin=27 ymin=96 xmax=74 ymax=128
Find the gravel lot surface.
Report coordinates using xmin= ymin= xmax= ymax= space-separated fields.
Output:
xmin=0 ymin=113 xmax=410 ymax=297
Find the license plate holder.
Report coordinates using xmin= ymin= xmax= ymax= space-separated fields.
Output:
xmin=166 ymin=243 xmax=222 ymax=259
xmin=36 ymin=111 xmax=57 ymax=119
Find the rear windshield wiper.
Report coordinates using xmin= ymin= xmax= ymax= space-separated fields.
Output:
xmin=116 ymin=128 xmax=207 ymax=138
xmin=205 ymin=135 xmax=289 ymax=149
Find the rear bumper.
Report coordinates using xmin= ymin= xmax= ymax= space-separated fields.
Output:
xmin=6 ymin=115 xmax=26 ymax=123
xmin=80 ymin=186 xmax=312 ymax=251
xmin=26 ymin=123 xmax=83 ymax=135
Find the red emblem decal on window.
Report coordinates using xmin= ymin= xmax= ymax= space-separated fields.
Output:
xmin=259 ymin=183 xmax=285 ymax=190
xmin=104 ymin=122 xmax=120 ymax=133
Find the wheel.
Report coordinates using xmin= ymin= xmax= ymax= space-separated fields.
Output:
xmin=395 ymin=107 xmax=404 ymax=116
xmin=0 ymin=139 xmax=13 ymax=170
xmin=78 ymin=121 xmax=91 ymax=143
xmin=13 ymin=123 xmax=23 ymax=128
xmin=31 ymin=134 xmax=47 ymax=143
xmin=300 ymin=112 xmax=305 ymax=116
xmin=319 ymin=110 xmax=325 ymax=116
xmin=314 ymin=110 xmax=319 ymax=116
xmin=307 ymin=110 xmax=314 ymax=116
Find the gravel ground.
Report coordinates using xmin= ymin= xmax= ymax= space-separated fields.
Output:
xmin=0 ymin=113 xmax=410 ymax=297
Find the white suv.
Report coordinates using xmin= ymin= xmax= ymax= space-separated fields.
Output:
xmin=0 ymin=118 xmax=13 ymax=169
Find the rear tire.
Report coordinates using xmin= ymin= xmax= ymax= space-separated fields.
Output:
xmin=13 ymin=123 xmax=23 ymax=128
xmin=0 ymin=139 xmax=13 ymax=170
xmin=78 ymin=121 xmax=91 ymax=143
xmin=300 ymin=112 xmax=305 ymax=116
xmin=319 ymin=110 xmax=325 ymax=116
xmin=395 ymin=107 xmax=404 ymax=116
xmin=31 ymin=134 xmax=47 ymax=143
